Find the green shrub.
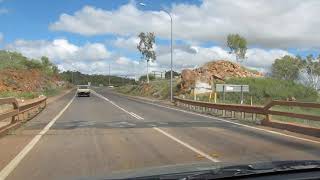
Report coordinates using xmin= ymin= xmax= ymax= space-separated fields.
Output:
xmin=225 ymin=77 xmax=318 ymax=104
xmin=139 ymin=74 xmax=155 ymax=82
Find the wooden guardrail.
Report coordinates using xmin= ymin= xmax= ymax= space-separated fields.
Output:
xmin=0 ymin=96 xmax=47 ymax=131
xmin=173 ymin=96 xmax=320 ymax=125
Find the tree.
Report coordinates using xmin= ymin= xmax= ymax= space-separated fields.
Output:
xmin=137 ymin=32 xmax=156 ymax=83
xmin=165 ymin=71 xmax=179 ymax=79
xmin=139 ymin=74 xmax=155 ymax=82
xmin=271 ymin=55 xmax=301 ymax=81
xmin=299 ymin=54 xmax=320 ymax=90
xmin=41 ymin=56 xmax=51 ymax=67
xmin=227 ymin=34 xmax=247 ymax=62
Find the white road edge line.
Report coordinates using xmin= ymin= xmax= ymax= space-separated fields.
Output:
xmin=0 ymin=95 xmax=76 ymax=180
xmin=135 ymin=99 xmax=320 ymax=145
xmin=153 ymin=127 xmax=219 ymax=162
xmin=94 ymin=91 xmax=218 ymax=162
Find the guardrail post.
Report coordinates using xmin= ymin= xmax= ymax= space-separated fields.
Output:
xmin=262 ymin=114 xmax=271 ymax=125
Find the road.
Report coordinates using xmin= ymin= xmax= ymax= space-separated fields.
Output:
xmin=0 ymin=88 xmax=320 ymax=179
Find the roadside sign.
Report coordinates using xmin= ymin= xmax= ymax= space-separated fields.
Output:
xmin=215 ymin=84 xmax=249 ymax=104
xmin=215 ymin=84 xmax=249 ymax=92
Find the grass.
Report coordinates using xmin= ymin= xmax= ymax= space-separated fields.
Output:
xmin=0 ymin=91 xmax=39 ymax=99
xmin=271 ymin=106 xmax=320 ymax=128
xmin=0 ymin=87 xmax=64 ymax=99
xmin=117 ymin=77 xmax=320 ymax=128
xmin=225 ymin=77 xmax=319 ymax=103
xmin=116 ymin=79 xmax=178 ymax=100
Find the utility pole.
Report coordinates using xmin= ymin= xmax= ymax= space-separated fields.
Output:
xmin=72 ymin=71 xmax=74 ymax=84
xmin=108 ymin=63 xmax=111 ymax=85
xmin=139 ymin=3 xmax=174 ymax=102
xmin=169 ymin=11 xmax=173 ymax=102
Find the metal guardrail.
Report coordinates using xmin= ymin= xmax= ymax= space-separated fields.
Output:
xmin=0 ymin=96 xmax=47 ymax=131
xmin=173 ymin=97 xmax=320 ymax=123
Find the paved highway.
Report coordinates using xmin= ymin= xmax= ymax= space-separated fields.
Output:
xmin=0 ymin=88 xmax=320 ymax=179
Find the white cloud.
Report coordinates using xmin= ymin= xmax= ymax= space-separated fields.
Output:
xmin=156 ymin=45 xmax=292 ymax=73
xmin=4 ymin=37 xmax=290 ymax=76
xmin=6 ymin=39 xmax=110 ymax=64
xmin=50 ymin=0 xmax=320 ymax=49
xmin=113 ymin=36 xmax=139 ymax=51
xmin=4 ymin=38 xmax=141 ymax=76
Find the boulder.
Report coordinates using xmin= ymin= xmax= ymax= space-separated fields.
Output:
xmin=180 ymin=60 xmax=263 ymax=91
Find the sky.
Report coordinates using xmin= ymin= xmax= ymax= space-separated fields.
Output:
xmin=1 ymin=0 xmax=320 ymax=77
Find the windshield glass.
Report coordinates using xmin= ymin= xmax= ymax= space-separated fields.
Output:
xmin=0 ymin=0 xmax=320 ymax=180
xmin=78 ymin=86 xmax=89 ymax=89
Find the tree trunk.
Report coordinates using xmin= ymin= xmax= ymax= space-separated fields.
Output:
xmin=146 ymin=60 xmax=149 ymax=83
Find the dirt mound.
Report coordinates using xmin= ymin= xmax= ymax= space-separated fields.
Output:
xmin=180 ymin=60 xmax=263 ymax=91
xmin=0 ymin=69 xmax=60 ymax=92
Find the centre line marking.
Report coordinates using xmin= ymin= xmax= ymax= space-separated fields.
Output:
xmin=92 ymin=91 xmax=144 ymax=120
xmin=94 ymin=91 xmax=219 ymax=163
xmin=130 ymin=112 xmax=144 ymax=120
xmin=0 ymin=94 xmax=76 ymax=180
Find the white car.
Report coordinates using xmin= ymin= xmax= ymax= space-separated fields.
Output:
xmin=77 ymin=85 xmax=91 ymax=97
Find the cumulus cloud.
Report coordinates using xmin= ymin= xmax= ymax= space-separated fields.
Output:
xmin=4 ymin=38 xmax=142 ymax=76
xmin=4 ymin=37 xmax=291 ymax=76
xmin=113 ymin=36 xmax=140 ymax=51
xmin=6 ymin=39 xmax=110 ymax=63
xmin=156 ymin=45 xmax=292 ymax=73
xmin=50 ymin=0 xmax=320 ymax=49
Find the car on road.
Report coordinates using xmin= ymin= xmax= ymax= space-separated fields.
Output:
xmin=77 ymin=85 xmax=91 ymax=97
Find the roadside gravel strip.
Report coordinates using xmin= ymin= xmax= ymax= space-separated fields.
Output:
xmin=92 ymin=90 xmax=220 ymax=163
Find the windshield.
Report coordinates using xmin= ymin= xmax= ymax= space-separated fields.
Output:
xmin=78 ymin=86 xmax=89 ymax=89
xmin=0 ymin=0 xmax=320 ymax=180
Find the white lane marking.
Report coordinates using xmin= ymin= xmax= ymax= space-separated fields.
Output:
xmin=131 ymin=99 xmax=320 ymax=145
xmin=129 ymin=112 xmax=140 ymax=119
xmin=153 ymin=127 xmax=219 ymax=162
xmin=94 ymin=91 xmax=219 ymax=162
xmin=93 ymin=91 xmax=144 ymax=120
xmin=130 ymin=112 xmax=144 ymax=120
xmin=0 ymin=95 xmax=75 ymax=180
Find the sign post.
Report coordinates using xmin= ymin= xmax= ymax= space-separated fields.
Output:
xmin=216 ymin=84 xmax=249 ymax=104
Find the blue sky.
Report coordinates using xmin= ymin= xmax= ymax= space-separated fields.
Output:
xmin=1 ymin=0 xmax=320 ymax=75
xmin=0 ymin=0 xmax=200 ymax=43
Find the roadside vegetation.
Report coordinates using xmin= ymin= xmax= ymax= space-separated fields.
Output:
xmin=112 ymin=33 xmax=320 ymax=128
xmin=60 ymin=71 xmax=136 ymax=87
xmin=0 ymin=50 xmax=65 ymax=99
xmin=117 ymin=79 xmax=179 ymax=100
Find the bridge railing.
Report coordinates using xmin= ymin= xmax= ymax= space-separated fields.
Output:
xmin=0 ymin=96 xmax=47 ymax=131
xmin=173 ymin=96 xmax=320 ymax=136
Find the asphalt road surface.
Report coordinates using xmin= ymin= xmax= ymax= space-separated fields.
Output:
xmin=1 ymin=88 xmax=320 ymax=180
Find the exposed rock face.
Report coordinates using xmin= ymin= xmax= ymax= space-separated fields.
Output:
xmin=0 ymin=69 xmax=61 ymax=92
xmin=180 ymin=60 xmax=263 ymax=91
xmin=180 ymin=69 xmax=197 ymax=91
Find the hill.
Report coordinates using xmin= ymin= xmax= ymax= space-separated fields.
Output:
xmin=0 ymin=50 xmax=64 ymax=98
